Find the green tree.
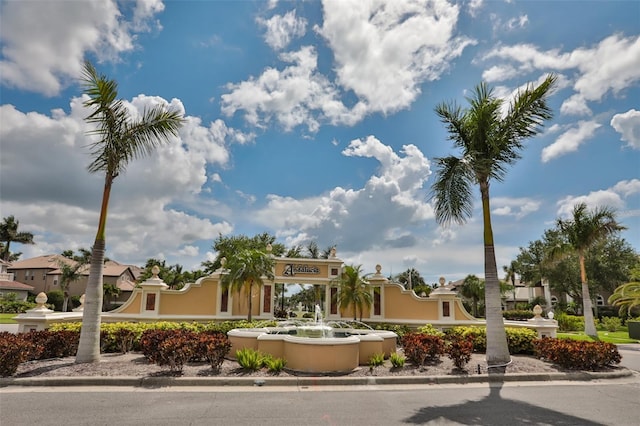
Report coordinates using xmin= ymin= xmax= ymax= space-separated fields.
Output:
xmin=221 ymin=248 xmax=275 ymax=321
xmin=553 ymin=203 xmax=626 ymax=337
xmin=459 ymin=274 xmax=484 ymax=317
xmin=430 ymin=75 xmax=557 ymax=365
xmin=332 ymin=264 xmax=373 ymax=321
xmin=503 ymin=261 xmax=519 ymax=309
xmin=102 ymin=283 xmax=121 ymax=311
xmin=58 ymin=249 xmax=91 ymax=312
xmin=202 ymin=233 xmax=285 ymax=273
xmin=75 ymin=61 xmax=184 ymax=364
xmin=395 ymin=268 xmax=426 ymax=291
xmin=0 ymin=216 xmax=35 ymax=262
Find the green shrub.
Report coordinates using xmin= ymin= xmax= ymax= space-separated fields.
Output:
xmin=534 ymin=338 xmax=621 ymax=370
xmin=369 ymin=323 xmax=410 ymax=338
xmin=45 ymin=291 xmax=64 ymax=311
xmin=264 ymin=356 xmax=287 ymax=373
xmin=446 ymin=336 xmax=474 ymax=369
xmin=417 ymin=324 xmax=445 ymax=337
xmin=446 ymin=327 xmax=487 ymax=352
xmin=600 ymin=316 xmax=622 ymax=332
xmin=503 ymin=310 xmax=535 ymax=321
xmin=555 ymin=312 xmax=584 ymax=332
xmin=368 ymin=352 xmax=385 ymax=368
xmin=506 ymin=328 xmax=538 ymax=355
xmin=0 ymin=294 xmax=36 ymax=313
xmin=446 ymin=326 xmax=537 ymax=354
xmin=389 ymin=352 xmax=406 ymax=368
xmin=236 ymin=348 xmax=264 ymax=371
xmin=400 ymin=332 xmax=445 ymax=366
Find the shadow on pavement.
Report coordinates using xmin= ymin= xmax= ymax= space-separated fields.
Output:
xmin=402 ymin=368 xmax=605 ymax=426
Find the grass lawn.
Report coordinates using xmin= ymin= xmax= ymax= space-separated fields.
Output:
xmin=0 ymin=313 xmax=18 ymax=324
xmin=558 ymin=328 xmax=639 ymax=344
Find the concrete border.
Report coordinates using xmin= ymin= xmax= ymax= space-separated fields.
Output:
xmin=0 ymin=369 xmax=633 ymax=388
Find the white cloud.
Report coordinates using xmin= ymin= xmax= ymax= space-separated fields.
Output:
xmin=482 ymin=65 xmax=519 ymax=82
xmin=0 ymin=95 xmax=239 ymax=265
xmin=222 ymin=0 xmax=474 ymax=133
xmin=467 ymin=0 xmax=483 ymax=18
xmin=491 ymin=197 xmax=541 ymax=219
xmin=0 ymin=0 xmax=164 ymax=96
xmin=611 ymin=109 xmax=640 ymax=150
xmin=483 ymin=34 xmax=640 ymax=117
xmin=612 ymin=179 xmax=640 ymax=198
xmin=257 ymin=9 xmax=307 ymax=50
xmin=555 ymin=180 xmax=640 ymax=218
xmin=541 ymin=120 xmax=602 ymax=162
xmin=251 ymin=136 xmax=432 ymax=252
xmin=316 ymin=0 xmax=473 ymax=114
xmin=221 ymin=46 xmax=368 ymax=132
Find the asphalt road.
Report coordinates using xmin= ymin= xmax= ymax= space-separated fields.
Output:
xmin=2 ymin=378 xmax=639 ymax=426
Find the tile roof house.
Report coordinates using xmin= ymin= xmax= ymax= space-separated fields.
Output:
xmin=7 ymin=255 xmax=140 ymax=308
xmin=0 ymin=258 xmax=34 ymax=301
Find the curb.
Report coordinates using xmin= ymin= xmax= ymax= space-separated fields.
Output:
xmin=0 ymin=369 xmax=633 ymax=388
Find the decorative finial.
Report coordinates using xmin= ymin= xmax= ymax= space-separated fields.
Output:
xmin=439 ymin=276 xmax=445 ymax=287
xmin=221 ymin=257 xmax=227 ymax=267
xmin=375 ymin=264 xmax=382 ymax=274
xmin=152 ymin=265 xmax=160 ymax=278
xmin=35 ymin=292 xmax=48 ymax=308
xmin=266 ymin=243 xmax=272 ymax=253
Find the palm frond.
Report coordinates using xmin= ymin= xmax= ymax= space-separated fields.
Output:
xmin=429 ymin=156 xmax=474 ymax=225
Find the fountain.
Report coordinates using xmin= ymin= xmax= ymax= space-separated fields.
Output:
xmin=227 ymin=309 xmax=398 ymax=374
xmin=295 ymin=304 xmax=332 ymax=338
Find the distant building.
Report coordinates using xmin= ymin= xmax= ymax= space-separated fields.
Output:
xmin=0 ymin=258 xmax=34 ymax=301
xmin=6 ymin=255 xmax=141 ymax=305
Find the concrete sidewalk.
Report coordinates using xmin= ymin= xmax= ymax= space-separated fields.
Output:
xmin=1 ymin=369 xmax=635 ymax=388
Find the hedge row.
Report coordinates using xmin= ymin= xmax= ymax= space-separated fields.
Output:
xmin=534 ymin=338 xmax=621 ymax=370
xmin=0 ymin=330 xmax=79 ymax=377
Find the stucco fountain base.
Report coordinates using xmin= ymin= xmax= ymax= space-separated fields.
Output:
xmin=227 ymin=327 xmax=398 ymax=374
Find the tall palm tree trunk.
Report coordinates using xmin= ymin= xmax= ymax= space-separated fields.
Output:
xmin=76 ymin=178 xmax=111 ymax=363
xmin=247 ymin=281 xmax=253 ymax=322
xmin=579 ymin=255 xmax=598 ymax=337
xmin=75 ymin=239 xmax=105 ymax=363
xmin=481 ymin=183 xmax=510 ymax=366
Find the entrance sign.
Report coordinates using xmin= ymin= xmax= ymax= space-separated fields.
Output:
xmin=283 ymin=263 xmax=320 ymax=276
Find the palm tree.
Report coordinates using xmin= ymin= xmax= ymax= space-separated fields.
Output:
xmin=102 ymin=283 xmax=121 ymax=311
xmin=459 ymin=274 xmax=485 ymax=317
xmin=554 ymin=203 xmax=626 ymax=337
xmin=221 ymin=248 xmax=275 ymax=322
xmin=430 ymin=74 xmax=557 ymax=366
xmin=503 ymin=261 xmax=518 ymax=309
xmin=0 ymin=216 xmax=35 ymax=262
xmin=332 ymin=264 xmax=373 ymax=321
xmin=75 ymin=61 xmax=184 ymax=364
xmin=396 ymin=268 xmax=426 ymax=290
xmin=58 ymin=249 xmax=92 ymax=312
xmin=608 ymin=281 xmax=640 ymax=317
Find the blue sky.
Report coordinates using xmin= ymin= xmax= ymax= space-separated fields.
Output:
xmin=1 ymin=0 xmax=638 ymax=283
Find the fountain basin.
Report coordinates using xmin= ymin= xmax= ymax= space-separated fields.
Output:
xmin=227 ymin=327 xmax=398 ymax=373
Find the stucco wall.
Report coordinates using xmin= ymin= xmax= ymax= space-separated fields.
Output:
xmin=383 ymin=284 xmax=439 ymax=320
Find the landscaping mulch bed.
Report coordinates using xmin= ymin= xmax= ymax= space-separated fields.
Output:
xmin=13 ymin=352 xmax=574 ymax=379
